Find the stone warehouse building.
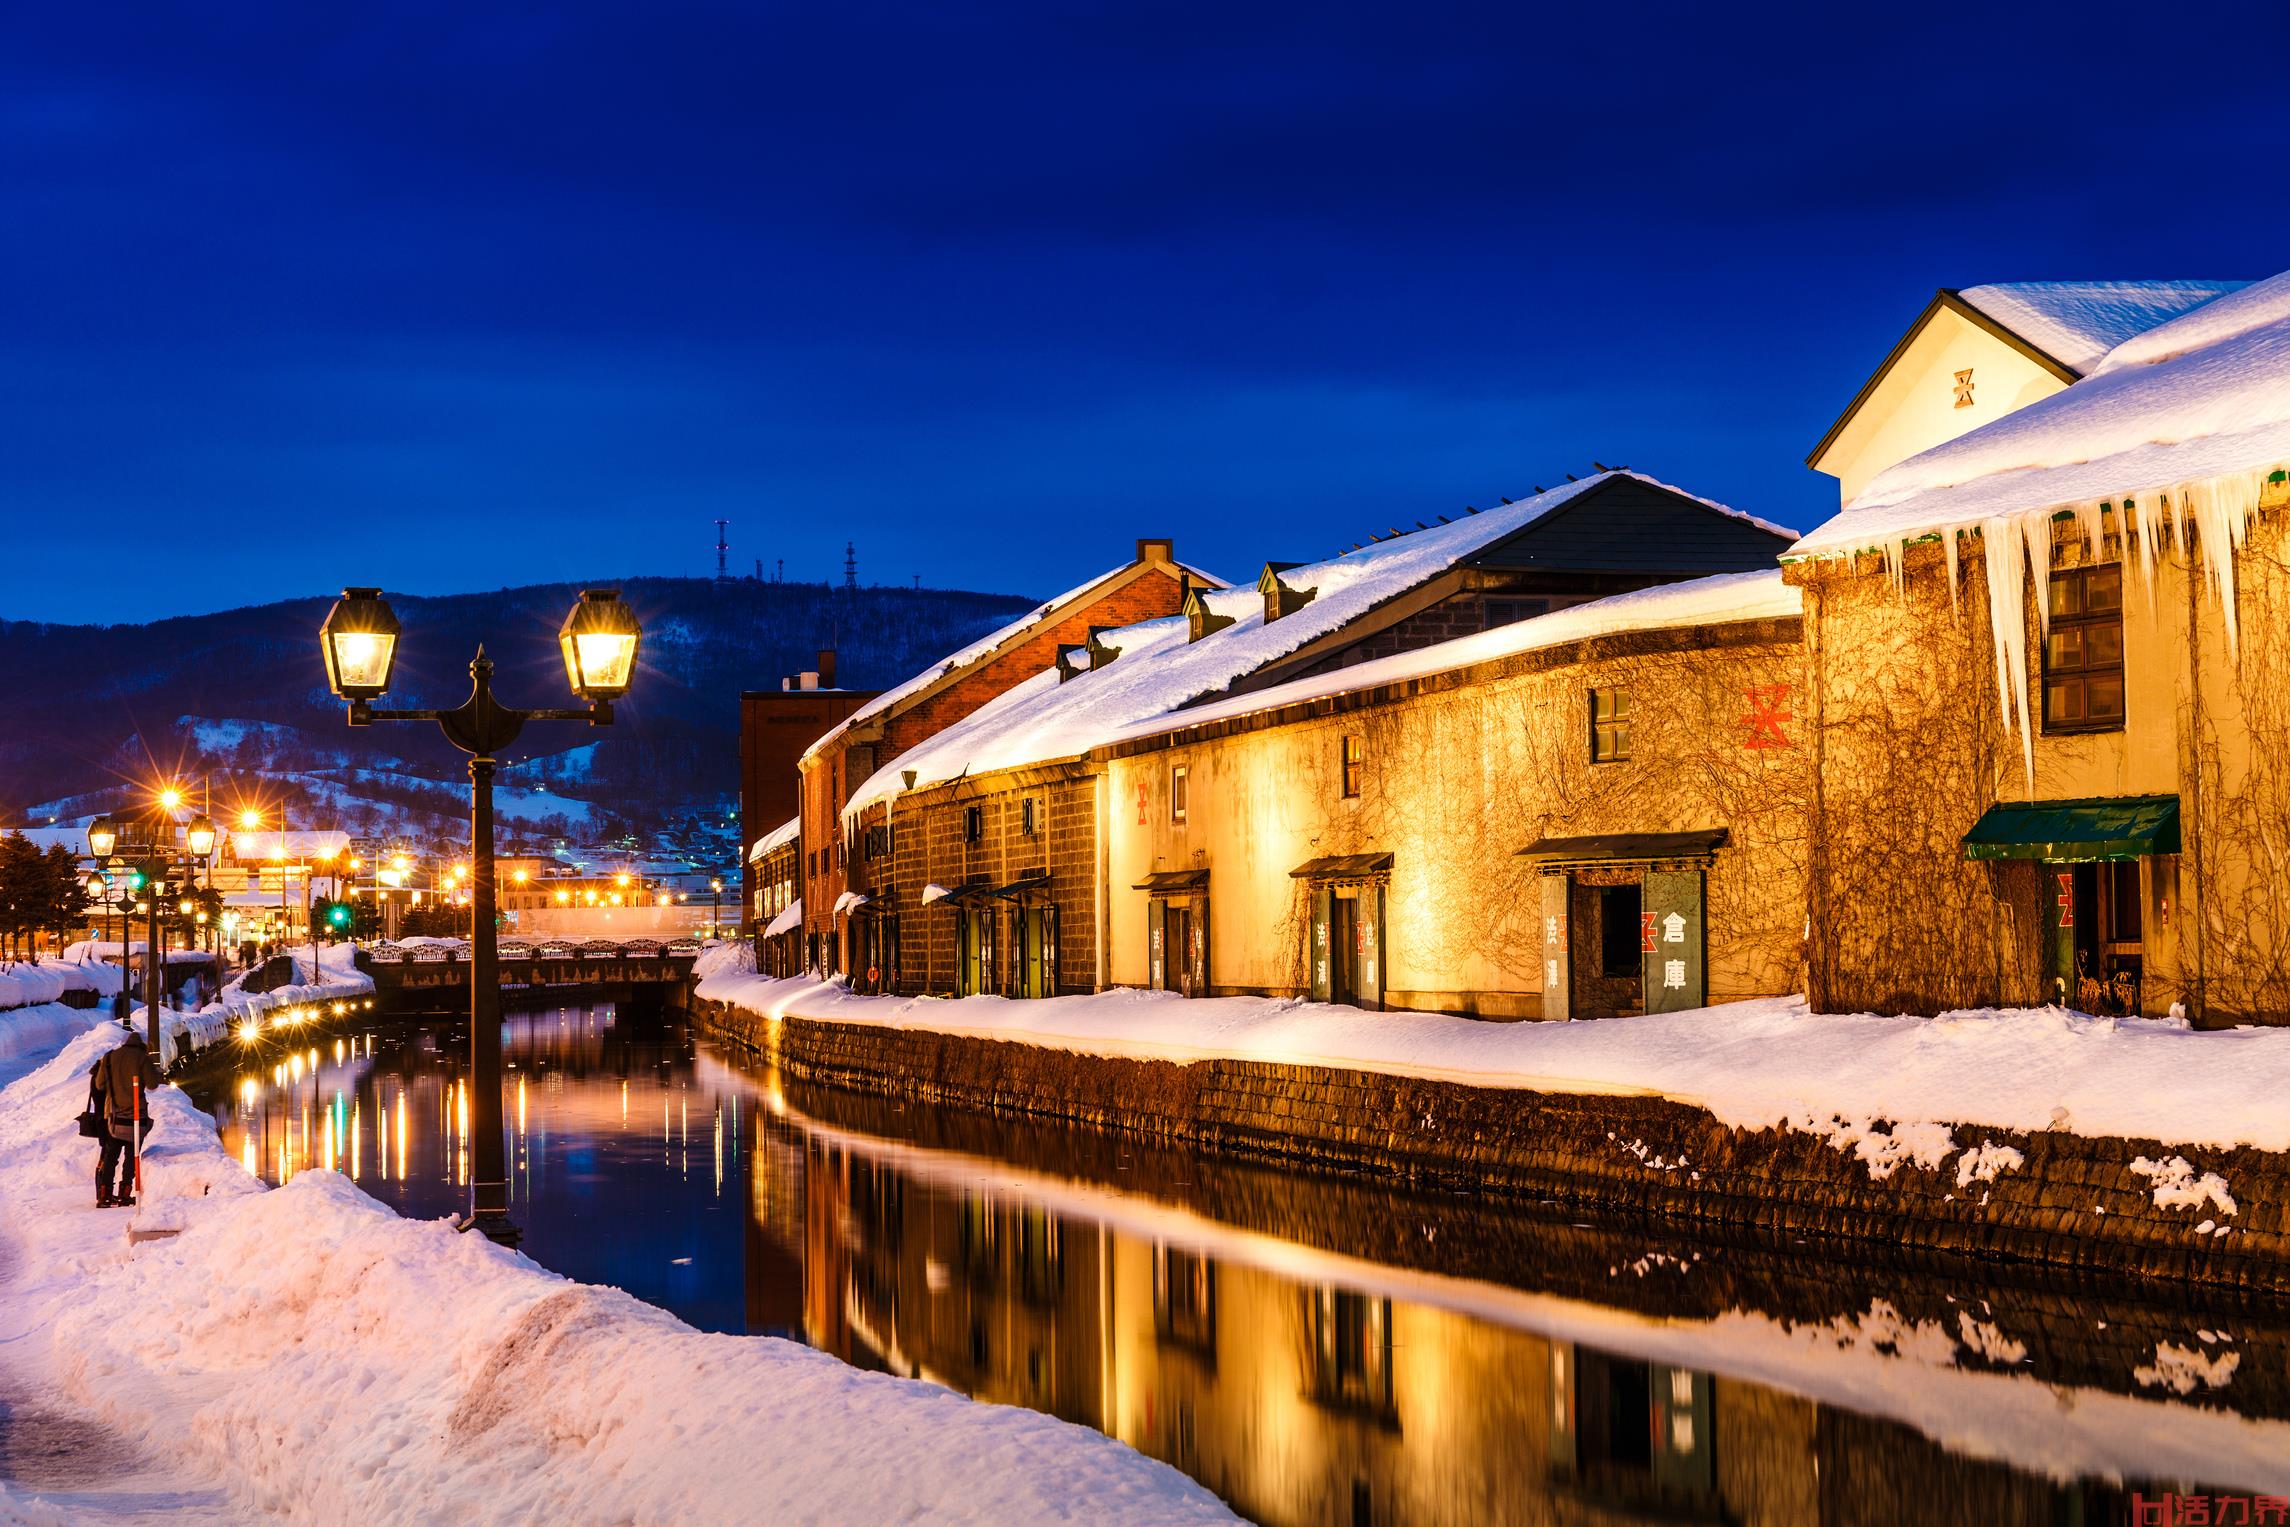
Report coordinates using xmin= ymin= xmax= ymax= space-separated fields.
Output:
xmin=1788 ymin=269 xmax=2290 ymax=1025
xmin=1105 ymin=574 xmax=1805 ymax=1018
xmin=839 ymin=472 xmax=1799 ymax=1007
xmin=798 ymin=539 xmax=1222 ymax=979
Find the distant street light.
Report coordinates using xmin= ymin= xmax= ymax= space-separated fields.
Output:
xmin=82 ymin=795 xmax=214 ymax=1050
xmin=319 ymin=585 xmax=641 ymax=1244
xmin=81 ymin=863 xmax=134 ymax=1025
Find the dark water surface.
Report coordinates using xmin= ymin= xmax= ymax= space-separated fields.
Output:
xmin=190 ymin=1005 xmax=2290 ymax=1525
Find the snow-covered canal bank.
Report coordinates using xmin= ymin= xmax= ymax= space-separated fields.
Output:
xmin=0 ymin=1018 xmax=1232 ymax=1523
xmin=143 ymin=1006 xmax=2290 ymax=1517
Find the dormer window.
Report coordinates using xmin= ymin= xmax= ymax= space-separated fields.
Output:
xmin=1257 ymin=562 xmax=1313 ymax=623
xmin=1185 ymin=589 xmax=1235 ymax=643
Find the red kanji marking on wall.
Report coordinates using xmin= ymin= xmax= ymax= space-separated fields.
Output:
xmin=2056 ymin=871 xmax=2074 ymax=928
xmin=1742 ymin=683 xmax=1793 ymax=749
xmin=1136 ymin=780 xmax=1150 ymax=825
xmin=1641 ymin=911 xmax=1658 ymax=954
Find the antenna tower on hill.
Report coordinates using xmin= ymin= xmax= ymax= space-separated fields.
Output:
xmin=714 ymin=519 xmax=730 ymax=583
xmin=844 ymin=541 xmax=858 ymax=591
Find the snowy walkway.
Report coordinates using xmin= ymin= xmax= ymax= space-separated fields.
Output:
xmin=696 ymin=956 xmax=2290 ymax=1155
xmin=0 ymin=1023 xmax=1232 ymax=1523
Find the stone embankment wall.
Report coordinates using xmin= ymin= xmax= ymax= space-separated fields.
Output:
xmin=694 ymin=998 xmax=2290 ymax=1292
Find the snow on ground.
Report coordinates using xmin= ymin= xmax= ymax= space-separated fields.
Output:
xmin=0 ymin=1001 xmax=113 ymax=1064
xmin=0 ymin=1028 xmax=1232 ymax=1523
xmin=0 ymin=961 xmax=117 ymax=1011
xmin=695 ymin=955 xmax=2290 ymax=1157
xmin=752 ymin=1059 xmax=2290 ymax=1494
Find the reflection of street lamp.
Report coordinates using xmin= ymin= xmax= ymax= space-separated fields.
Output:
xmin=710 ymin=877 xmax=724 ymax=939
xmin=319 ymin=585 xmax=640 ymax=1244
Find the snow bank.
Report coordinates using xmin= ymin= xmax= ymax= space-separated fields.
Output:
xmin=0 ymin=1000 xmax=111 ymax=1062
xmin=698 ymin=970 xmax=2290 ymax=1156
xmin=0 ymin=1016 xmax=1229 ymax=1523
xmin=0 ymin=958 xmax=118 ymax=1010
xmin=120 ymin=941 xmax=377 ymax=1066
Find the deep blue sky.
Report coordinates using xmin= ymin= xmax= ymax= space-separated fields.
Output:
xmin=7 ymin=2 xmax=2287 ymax=622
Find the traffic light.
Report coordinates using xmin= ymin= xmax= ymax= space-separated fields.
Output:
xmin=325 ymin=901 xmax=353 ymax=932
xmin=125 ymin=867 xmax=147 ymax=893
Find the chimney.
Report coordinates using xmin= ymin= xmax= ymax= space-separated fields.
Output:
xmin=816 ymin=649 xmax=837 ymax=689
xmin=1136 ymin=537 xmax=1173 ymax=565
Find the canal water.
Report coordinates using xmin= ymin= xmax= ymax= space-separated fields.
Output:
xmin=189 ymin=1004 xmax=2290 ymax=1524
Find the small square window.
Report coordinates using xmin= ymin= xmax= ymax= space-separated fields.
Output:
xmin=1590 ymin=687 xmax=1631 ymax=763
xmin=1484 ymin=598 xmax=1549 ymax=630
xmin=1339 ymin=735 xmax=1365 ymax=799
xmin=1171 ymin=765 xmax=1189 ymax=824
xmin=1021 ymin=798 xmax=1038 ymax=836
xmin=963 ymin=805 xmax=983 ymax=843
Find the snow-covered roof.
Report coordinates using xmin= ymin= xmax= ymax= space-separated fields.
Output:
xmin=228 ymin=830 xmax=354 ymax=862
xmin=762 ymin=898 xmax=803 ymax=937
xmin=1110 ymin=570 xmax=1799 ymax=748
xmin=1793 ymin=268 xmax=2290 ymax=560
xmin=1957 ymin=280 xmax=2249 ymax=375
xmin=747 ymin=816 xmax=800 ymax=864
xmin=799 ymin=555 xmax=1229 ymax=765
xmin=846 ymin=473 xmax=1791 ymax=818
xmin=10 ymin=826 xmax=94 ymax=856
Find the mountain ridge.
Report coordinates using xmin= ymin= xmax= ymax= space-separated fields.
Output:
xmin=1 ymin=576 xmax=1040 ymax=835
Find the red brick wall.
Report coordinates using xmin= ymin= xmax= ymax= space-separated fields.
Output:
xmin=800 ymin=561 xmax=1188 ymax=961
xmin=739 ymin=688 xmax=874 ymax=929
xmin=873 ymin=572 xmax=1190 ymax=764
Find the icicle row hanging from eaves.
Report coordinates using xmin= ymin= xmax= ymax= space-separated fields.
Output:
xmin=1848 ymin=466 xmax=2276 ymax=792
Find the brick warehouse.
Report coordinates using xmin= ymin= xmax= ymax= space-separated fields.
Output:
xmin=737 ymin=648 xmax=876 ymax=932
xmin=802 ymin=538 xmax=1222 ymax=976
xmin=835 ymin=472 xmax=1795 ymax=1002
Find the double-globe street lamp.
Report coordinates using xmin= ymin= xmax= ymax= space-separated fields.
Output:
xmin=85 ymin=809 xmax=218 ymax=1053
xmin=318 ymin=587 xmax=641 ymax=1244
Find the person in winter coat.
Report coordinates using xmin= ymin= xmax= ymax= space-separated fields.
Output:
xmin=90 ymin=1028 xmax=161 ymax=1208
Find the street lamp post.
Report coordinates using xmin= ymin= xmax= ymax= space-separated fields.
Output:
xmin=318 ymin=586 xmax=641 ymax=1244
xmin=86 ymin=807 xmax=214 ymax=1053
xmin=709 ymin=877 xmax=724 ymax=939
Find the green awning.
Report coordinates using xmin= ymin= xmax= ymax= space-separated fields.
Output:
xmin=1961 ymin=795 xmax=2180 ymax=862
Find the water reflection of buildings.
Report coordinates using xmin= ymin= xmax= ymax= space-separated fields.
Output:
xmin=780 ymin=1127 xmax=2189 ymax=1527
xmin=199 ymin=1033 xmax=2270 ymax=1522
